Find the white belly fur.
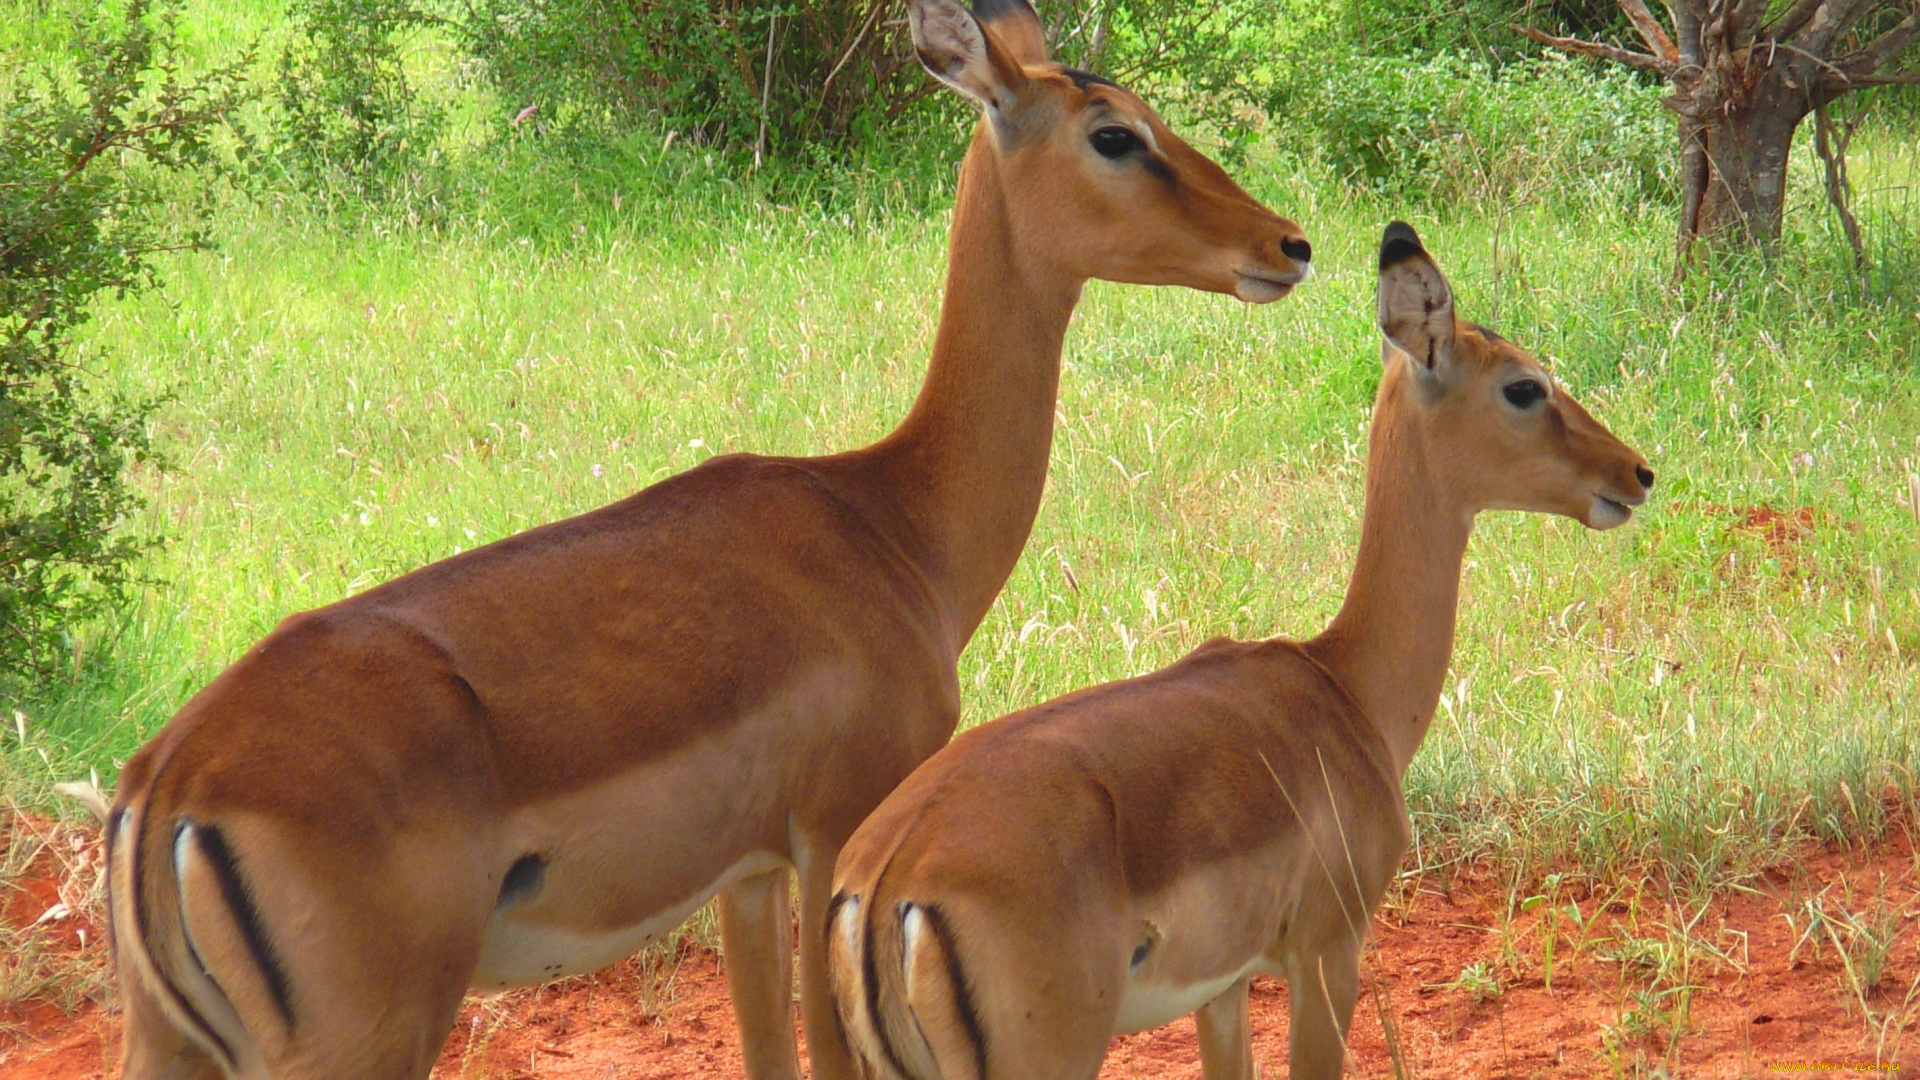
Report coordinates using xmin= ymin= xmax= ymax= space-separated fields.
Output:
xmin=473 ymin=849 xmax=786 ymax=988
xmin=1114 ymin=960 xmax=1263 ymax=1034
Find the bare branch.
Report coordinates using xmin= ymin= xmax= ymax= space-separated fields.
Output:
xmin=1821 ymin=69 xmax=1920 ymax=91
xmin=1619 ymin=0 xmax=1683 ymax=60
xmin=1509 ymin=24 xmax=1678 ymax=74
xmin=1671 ymin=1 xmax=1704 ymax=63
xmin=820 ymin=0 xmax=885 ymax=104
xmin=1764 ymin=0 xmax=1827 ymax=42
xmin=1674 ymin=118 xmax=1708 ymax=278
xmin=1836 ymin=8 xmax=1920 ymax=76
xmin=1798 ymin=0 xmax=1882 ymax=53
xmin=1813 ymin=104 xmax=1866 ymax=271
xmin=1735 ymin=0 xmax=1776 ymax=42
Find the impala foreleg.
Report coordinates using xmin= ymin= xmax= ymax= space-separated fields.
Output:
xmin=797 ymin=845 xmax=860 ymax=1080
xmin=718 ymin=866 xmax=802 ymax=1080
xmin=1193 ymin=976 xmax=1254 ymax=1080
xmin=1286 ymin=943 xmax=1360 ymax=1080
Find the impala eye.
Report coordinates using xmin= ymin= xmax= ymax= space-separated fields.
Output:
xmin=1090 ymin=126 xmax=1140 ymax=159
xmin=1502 ymin=379 xmax=1547 ymax=409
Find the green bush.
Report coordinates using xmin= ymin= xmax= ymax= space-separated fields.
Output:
xmin=458 ymin=0 xmax=920 ymax=157
xmin=456 ymin=0 xmax=1311 ymax=161
xmin=0 ymin=0 xmax=247 ymax=689
xmin=269 ymin=0 xmax=447 ymax=201
xmin=1281 ymin=49 xmax=1673 ymax=205
xmin=1343 ymin=0 xmax=1631 ymax=58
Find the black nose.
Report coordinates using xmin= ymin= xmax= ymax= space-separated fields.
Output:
xmin=1281 ymin=236 xmax=1312 ymax=264
xmin=1636 ymin=465 xmax=1655 ymax=490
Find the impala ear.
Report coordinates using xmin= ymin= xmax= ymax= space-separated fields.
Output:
xmin=972 ymin=0 xmax=1048 ymax=65
xmin=1377 ymin=221 xmax=1455 ymax=377
xmin=909 ymin=0 xmax=1031 ymax=119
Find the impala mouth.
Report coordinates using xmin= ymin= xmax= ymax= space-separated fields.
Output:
xmin=1234 ymin=268 xmax=1307 ymax=304
xmin=1590 ymin=494 xmax=1638 ymax=530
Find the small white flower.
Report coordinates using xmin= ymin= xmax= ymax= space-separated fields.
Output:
xmin=688 ymin=438 xmax=705 ymax=450
xmin=591 ymin=463 xmax=604 ymax=477
xmin=358 ymin=512 xmax=370 ymax=525
xmin=427 ymin=515 xmax=439 ymax=526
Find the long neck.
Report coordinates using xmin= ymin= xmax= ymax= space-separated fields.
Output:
xmin=868 ymin=127 xmax=1082 ymax=644
xmin=1304 ymin=368 xmax=1475 ymax=777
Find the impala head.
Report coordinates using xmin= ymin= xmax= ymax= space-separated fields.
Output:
xmin=909 ymin=0 xmax=1311 ymax=301
xmin=1375 ymin=221 xmax=1653 ymax=529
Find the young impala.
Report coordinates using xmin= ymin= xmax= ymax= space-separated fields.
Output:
xmin=106 ymin=2 xmax=1310 ymax=1077
xmin=828 ymin=223 xmax=1653 ymax=1080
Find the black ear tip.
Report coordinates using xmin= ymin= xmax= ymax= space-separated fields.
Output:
xmin=1379 ymin=221 xmax=1425 ymax=271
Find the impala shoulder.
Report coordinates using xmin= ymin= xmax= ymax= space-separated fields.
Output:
xmin=1243 ymin=639 xmax=1399 ymax=771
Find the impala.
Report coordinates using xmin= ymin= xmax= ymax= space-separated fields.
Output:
xmin=105 ymin=1 xmax=1310 ymax=1077
xmin=827 ymin=222 xmax=1653 ymax=1080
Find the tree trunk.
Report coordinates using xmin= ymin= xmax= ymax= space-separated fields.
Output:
xmin=1515 ymin=0 xmax=1920 ymax=269
xmin=1689 ymin=80 xmax=1808 ymax=247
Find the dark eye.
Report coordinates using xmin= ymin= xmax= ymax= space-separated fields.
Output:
xmin=1089 ymin=126 xmax=1140 ymax=159
xmin=1502 ymin=379 xmax=1547 ymax=408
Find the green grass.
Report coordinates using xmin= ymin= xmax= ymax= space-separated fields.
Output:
xmin=3 ymin=7 xmax=1919 ymax=891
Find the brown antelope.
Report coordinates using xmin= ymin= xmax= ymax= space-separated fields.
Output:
xmin=105 ymin=2 xmax=1310 ymax=1078
xmin=827 ymin=222 xmax=1653 ymax=1080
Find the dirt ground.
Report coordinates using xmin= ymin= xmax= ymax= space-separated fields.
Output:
xmin=3 ymin=815 xmax=1915 ymax=1080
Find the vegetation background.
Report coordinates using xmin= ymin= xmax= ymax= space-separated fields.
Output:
xmin=0 ymin=0 xmax=1917 ymax=1065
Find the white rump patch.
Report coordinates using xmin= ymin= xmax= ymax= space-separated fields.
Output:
xmin=837 ymin=895 xmax=862 ymax=955
xmin=900 ymin=903 xmax=926 ymax=982
xmin=172 ymin=823 xmax=195 ymax=902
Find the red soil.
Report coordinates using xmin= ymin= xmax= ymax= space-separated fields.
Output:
xmin=4 ymin=823 xmax=1914 ymax=1079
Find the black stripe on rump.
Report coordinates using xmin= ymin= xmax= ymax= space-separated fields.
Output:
xmin=916 ymin=903 xmax=989 ymax=1080
xmin=104 ymin=808 xmax=124 ymax=960
xmin=823 ymin=892 xmax=861 ymax=1077
xmin=132 ymin=795 xmax=234 ymax=1065
xmin=863 ymin=898 xmax=917 ymax=1080
xmin=194 ymin=823 xmax=297 ymax=1030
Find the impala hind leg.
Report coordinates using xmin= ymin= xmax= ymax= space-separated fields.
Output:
xmin=718 ymin=866 xmax=802 ymax=1080
xmin=1194 ymin=976 xmax=1254 ymax=1080
xmin=1286 ymin=943 xmax=1360 ymax=1080
xmin=119 ymin=973 xmax=227 ymax=1080
xmin=796 ymin=842 xmax=859 ymax=1080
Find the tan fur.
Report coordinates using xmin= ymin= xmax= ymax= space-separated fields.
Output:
xmin=827 ymin=224 xmax=1652 ymax=1080
xmin=106 ymin=2 xmax=1310 ymax=1078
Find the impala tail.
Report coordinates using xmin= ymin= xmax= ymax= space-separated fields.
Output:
xmin=828 ymin=890 xmax=990 ymax=1080
xmin=110 ymin=785 xmax=282 ymax=1079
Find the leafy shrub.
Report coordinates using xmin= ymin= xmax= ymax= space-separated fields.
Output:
xmin=1029 ymin=0 xmax=1300 ymax=153
xmin=270 ymin=0 xmax=447 ymax=201
xmin=1280 ymin=49 xmax=1674 ymax=205
xmin=0 ymin=0 xmax=247 ymax=687
xmin=1344 ymin=0 xmax=1632 ymax=57
xmin=458 ymin=0 xmax=923 ymax=157
xmin=456 ymin=0 xmax=1309 ymax=160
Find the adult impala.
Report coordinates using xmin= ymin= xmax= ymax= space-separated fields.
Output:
xmin=106 ymin=2 xmax=1310 ymax=1078
xmin=828 ymin=223 xmax=1653 ymax=1080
